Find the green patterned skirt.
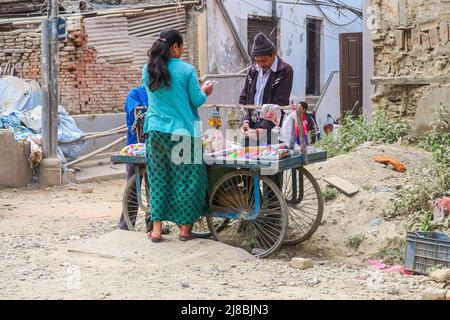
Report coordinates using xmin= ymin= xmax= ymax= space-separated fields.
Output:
xmin=145 ymin=131 xmax=208 ymax=225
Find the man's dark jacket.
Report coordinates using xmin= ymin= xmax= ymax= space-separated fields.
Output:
xmin=239 ymin=57 xmax=293 ymax=130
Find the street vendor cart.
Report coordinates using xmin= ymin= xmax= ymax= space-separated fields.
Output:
xmin=111 ymin=105 xmax=327 ymax=258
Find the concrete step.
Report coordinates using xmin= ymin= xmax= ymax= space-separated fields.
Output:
xmin=305 ymin=95 xmax=320 ymax=104
xmin=73 ymin=152 xmax=117 ymax=169
xmin=307 ymin=104 xmax=316 ymax=112
xmin=305 ymin=95 xmax=320 ymax=112
xmin=75 ymin=162 xmax=126 ymax=184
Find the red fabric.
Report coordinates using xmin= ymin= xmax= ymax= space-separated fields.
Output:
xmin=294 ymin=113 xmax=309 ymax=141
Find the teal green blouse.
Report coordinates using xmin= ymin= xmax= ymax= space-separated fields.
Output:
xmin=142 ymin=59 xmax=206 ymax=138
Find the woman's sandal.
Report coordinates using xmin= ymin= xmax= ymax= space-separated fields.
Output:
xmin=179 ymin=232 xmax=193 ymax=241
xmin=147 ymin=232 xmax=162 ymax=243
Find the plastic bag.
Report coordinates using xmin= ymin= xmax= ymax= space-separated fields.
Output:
xmin=260 ymin=104 xmax=282 ymax=126
xmin=279 ymin=111 xmax=296 ymax=149
xmin=0 ymin=76 xmax=42 ymax=114
xmin=57 ymin=106 xmax=87 ymax=159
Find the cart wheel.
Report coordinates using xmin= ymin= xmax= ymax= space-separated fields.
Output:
xmin=192 ymin=216 xmax=230 ymax=238
xmin=190 ymin=217 xmax=213 ymax=238
xmin=122 ymin=169 xmax=177 ymax=234
xmin=282 ymin=167 xmax=324 ymax=245
xmin=206 ymin=171 xmax=288 ymax=258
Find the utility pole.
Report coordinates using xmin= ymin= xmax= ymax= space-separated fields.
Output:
xmin=271 ymin=0 xmax=277 ymax=38
xmin=40 ymin=0 xmax=61 ymax=187
xmin=49 ymin=0 xmax=59 ymax=158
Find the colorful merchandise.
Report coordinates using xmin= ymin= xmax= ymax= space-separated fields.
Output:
xmin=222 ymin=144 xmax=294 ymax=161
xmin=121 ymin=143 xmax=146 ymax=157
xmin=207 ymin=106 xmax=222 ymax=129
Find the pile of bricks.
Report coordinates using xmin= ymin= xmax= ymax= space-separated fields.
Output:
xmin=0 ymin=16 xmax=141 ymax=114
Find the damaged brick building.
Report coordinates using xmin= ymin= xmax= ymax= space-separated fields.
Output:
xmin=370 ymin=0 xmax=450 ymax=122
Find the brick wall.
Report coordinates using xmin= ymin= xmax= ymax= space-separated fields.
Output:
xmin=0 ymin=17 xmax=141 ymax=114
xmin=371 ymin=0 xmax=450 ymax=117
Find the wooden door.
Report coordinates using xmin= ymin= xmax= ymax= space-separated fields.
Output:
xmin=306 ymin=18 xmax=322 ymax=96
xmin=339 ymin=32 xmax=363 ymax=116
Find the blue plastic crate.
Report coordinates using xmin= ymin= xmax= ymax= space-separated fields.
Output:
xmin=406 ymin=231 xmax=450 ymax=275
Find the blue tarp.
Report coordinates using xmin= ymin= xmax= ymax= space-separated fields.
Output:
xmin=57 ymin=106 xmax=86 ymax=159
xmin=0 ymin=76 xmax=42 ymax=114
xmin=0 ymin=76 xmax=86 ymax=162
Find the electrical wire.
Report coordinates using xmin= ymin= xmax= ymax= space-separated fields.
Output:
xmin=240 ymin=0 xmax=340 ymax=41
xmin=318 ymin=5 xmax=360 ymax=28
xmin=328 ymin=0 xmax=363 ymax=17
xmin=257 ymin=0 xmax=363 ymax=17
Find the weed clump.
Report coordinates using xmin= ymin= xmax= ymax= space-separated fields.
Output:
xmin=373 ymin=237 xmax=406 ymax=265
xmin=346 ymin=233 xmax=366 ymax=250
xmin=322 ymin=186 xmax=338 ymax=202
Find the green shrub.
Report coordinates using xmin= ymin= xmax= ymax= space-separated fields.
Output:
xmin=383 ymin=160 xmax=450 ymax=232
xmin=346 ymin=233 xmax=366 ymax=250
xmin=373 ymin=237 xmax=406 ymax=265
xmin=322 ymin=186 xmax=338 ymax=202
xmin=415 ymin=104 xmax=450 ymax=166
xmin=316 ymin=108 xmax=411 ymax=158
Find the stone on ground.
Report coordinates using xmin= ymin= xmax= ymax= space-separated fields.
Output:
xmin=422 ymin=288 xmax=447 ymax=300
xmin=290 ymin=257 xmax=314 ymax=270
xmin=429 ymin=268 xmax=450 ymax=283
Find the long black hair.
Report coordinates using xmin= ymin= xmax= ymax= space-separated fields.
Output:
xmin=147 ymin=29 xmax=183 ymax=91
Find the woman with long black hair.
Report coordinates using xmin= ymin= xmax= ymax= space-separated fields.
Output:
xmin=142 ymin=29 xmax=213 ymax=242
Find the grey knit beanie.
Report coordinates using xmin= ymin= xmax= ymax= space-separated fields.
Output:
xmin=251 ymin=33 xmax=275 ymax=57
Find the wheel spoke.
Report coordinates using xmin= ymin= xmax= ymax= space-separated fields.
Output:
xmin=283 ymin=167 xmax=323 ymax=244
xmin=208 ymin=172 xmax=287 ymax=257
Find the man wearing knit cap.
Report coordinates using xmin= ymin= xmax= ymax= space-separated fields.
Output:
xmin=239 ymin=32 xmax=293 ymax=145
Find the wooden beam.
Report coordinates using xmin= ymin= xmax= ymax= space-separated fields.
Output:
xmin=371 ymin=76 xmax=450 ymax=85
xmin=201 ymin=104 xmax=294 ymax=110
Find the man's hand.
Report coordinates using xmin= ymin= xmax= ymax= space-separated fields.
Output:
xmin=241 ymin=123 xmax=259 ymax=139
xmin=241 ymin=122 xmax=250 ymax=135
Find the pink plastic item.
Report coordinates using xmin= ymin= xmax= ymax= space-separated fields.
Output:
xmin=383 ymin=265 xmax=412 ymax=275
xmin=368 ymin=259 xmax=386 ymax=270
xmin=368 ymin=259 xmax=412 ymax=275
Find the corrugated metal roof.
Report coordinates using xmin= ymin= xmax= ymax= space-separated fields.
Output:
xmin=85 ymin=15 xmax=134 ymax=64
xmin=84 ymin=6 xmax=190 ymax=66
xmin=126 ymin=7 xmax=190 ymax=63
xmin=129 ymin=35 xmax=156 ymax=70
xmin=127 ymin=6 xmax=187 ymax=37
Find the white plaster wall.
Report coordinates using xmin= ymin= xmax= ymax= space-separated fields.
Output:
xmin=207 ymin=0 xmax=363 ymax=102
xmin=206 ymin=0 xmax=248 ymax=74
xmin=314 ymin=71 xmax=341 ymax=134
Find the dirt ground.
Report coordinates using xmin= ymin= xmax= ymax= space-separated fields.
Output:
xmin=0 ymin=144 xmax=445 ymax=300
xmin=296 ymin=143 xmax=434 ymax=264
